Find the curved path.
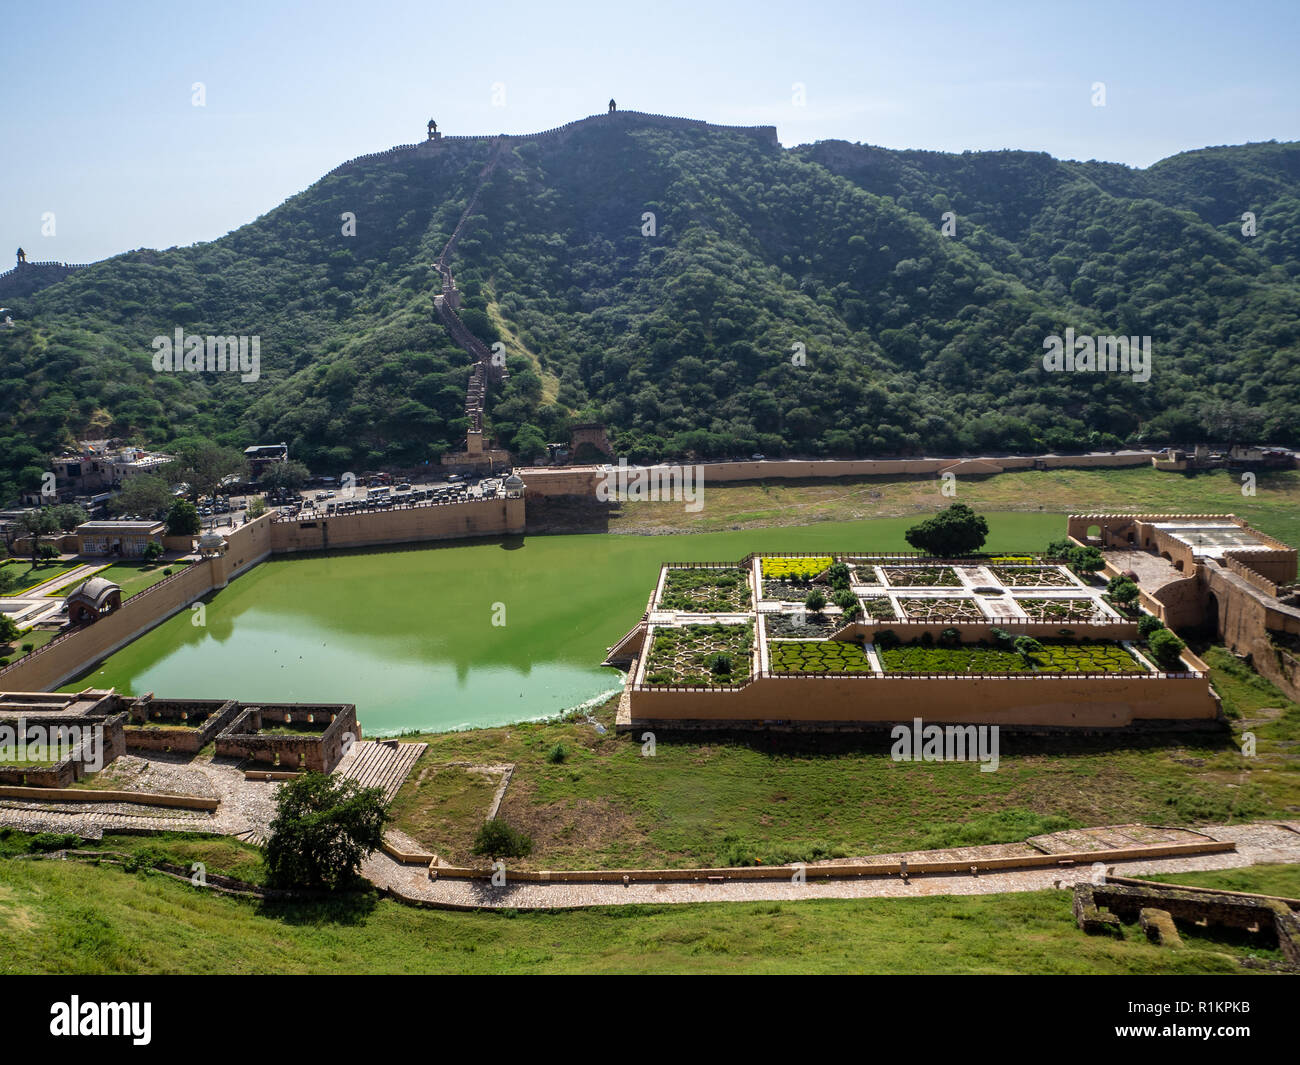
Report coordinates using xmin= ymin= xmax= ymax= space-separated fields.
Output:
xmin=364 ymin=821 xmax=1300 ymax=911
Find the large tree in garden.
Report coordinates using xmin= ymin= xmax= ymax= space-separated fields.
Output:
xmin=264 ymin=771 xmax=389 ymax=890
xmin=904 ymin=503 xmax=989 ymax=557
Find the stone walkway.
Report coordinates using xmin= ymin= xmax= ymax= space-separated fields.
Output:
xmin=363 ymin=822 xmax=1300 ymax=910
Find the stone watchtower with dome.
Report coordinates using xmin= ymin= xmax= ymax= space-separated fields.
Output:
xmin=427 ymin=118 xmax=441 ymax=142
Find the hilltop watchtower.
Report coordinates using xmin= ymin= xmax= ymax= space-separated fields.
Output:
xmin=16 ymin=248 xmax=26 ymax=265
xmin=427 ymin=118 xmax=441 ymax=142
xmin=608 ymin=98 xmax=616 ymax=113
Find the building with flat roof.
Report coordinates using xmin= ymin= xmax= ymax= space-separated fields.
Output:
xmin=75 ymin=519 xmax=166 ymax=557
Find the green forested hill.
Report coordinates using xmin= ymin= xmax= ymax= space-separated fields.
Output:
xmin=1 ymin=116 xmax=1296 ymax=499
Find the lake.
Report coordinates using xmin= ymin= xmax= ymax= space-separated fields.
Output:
xmin=62 ymin=513 xmax=1064 ymax=733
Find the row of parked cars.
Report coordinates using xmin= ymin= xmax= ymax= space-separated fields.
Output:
xmin=321 ymin=482 xmax=471 ymax=515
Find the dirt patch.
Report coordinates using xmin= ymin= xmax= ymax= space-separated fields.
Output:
xmin=497 ymin=778 xmax=646 ymax=867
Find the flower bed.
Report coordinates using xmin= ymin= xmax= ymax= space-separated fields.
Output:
xmin=880 ymin=566 xmax=962 ymax=587
xmin=658 ymin=567 xmax=752 ymax=612
xmin=764 ymin=611 xmax=840 ymax=637
xmin=860 ymin=597 xmax=897 ymax=619
xmin=760 ymin=556 xmax=833 ymax=581
xmin=768 ymin=639 xmax=875 ymax=674
xmin=1031 ymin=641 xmax=1147 ymax=673
xmin=897 ymin=597 xmax=985 ymax=621
xmin=880 ymin=639 xmax=1147 ymax=674
xmin=1016 ymin=597 xmax=1103 ymax=622
xmin=880 ymin=643 xmax=1032 ymax=674
xmin=642 ymin=623 xmax=754 ymax=687
xmin=762 ymin=579 xmax=817 ymax=601
xmin=990 ymin=566 xmax=1075 ymax=587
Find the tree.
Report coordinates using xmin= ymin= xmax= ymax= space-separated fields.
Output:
xmin=15 ymin=508 xmax=59 ymax=568
xmin=109 ymin=474 xmax=174 ymax=519
xmin=905 ymin=503 xmax=989 ymax=556
xmin=1137 ymin=614 xmax=1166 ymax=639
xmin=805 ymin=588 xmax=827 ymax=612
xmin=50 ymin=503 xmax=88 ymax=531
xmin=245 ymin=497 xmax=268 ymax=519
xmin=264 ymin=771 xmax=389 ymax=890
xmin=0 ymin=614 xmax=20 ymax=646
xmin=259 ymin=459 xmax=311 ymax=495
xmin=142 ymin=540 xmax=164 ymax=564
xmin=166 ymin=498 xmax=200 ymax=536
xmin=1107 ymin=575 xmax=1140 ymax=605
xmin=1147 ymin=629 xmax=1186 ymax=670
xmin=169 ymin=441 xmax=249 ymax=506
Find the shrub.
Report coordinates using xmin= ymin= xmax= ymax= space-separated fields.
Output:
xmin=546 ymin=742 xmax=567 ymax=764
xmin=142 ymin=540 xmax=165 ymax=564
xmin=826 ymin=561 xmax=852 ymax=589
xmin=37 ymin=543 xmax=59 ymax=561
xmin=874 ymin=629 xmax=900 ymax=649
xmin=1137 ymin=615 xmax=1166 ymax=639
xmin=939 ymin=627 xmax=960 ymax=646
xmin=989 ymin=627 xmax=1014 ymax=649
xmin=832 ymin=588 xmax=857 ymax=610
xmin=472 ymin=819 xmax=532 ymax=859
xmin=1148 ymin=629 xmax=1186 ymax=670
xmin=1014 ymin=636 xmax=1043 ymax=662
xmin=20 ymin=642 xmax=33 ymax=653
xmin=804 ymin=589 xmax=827 ymax=612
xmin=1107 ymin=575 xmax=1140 ymax=604
xmin=28 ymin=832 xmax=80 ymax=853
xmin=0 ymin=658 xmax=9 ymax=668
xmin=704 ymin=651 xmax=733 ymax=677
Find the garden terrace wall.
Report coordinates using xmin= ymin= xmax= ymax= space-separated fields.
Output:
xmin=269 ymin=496 xmax=524 ymax=553
xmin=124 ymin=698 xmax=242 ymax=754
xmin=215 ymin=703 xmax=358 ymax=772
xmin=628 ymin=672 xmax=1218 ymax=728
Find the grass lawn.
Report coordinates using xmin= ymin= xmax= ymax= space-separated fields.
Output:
xmin=605 ymin=465 xmax=1300 ymax=547
xmin=48 ymin=560 xmax=189 ymax=600
xmin=0 ymin=829 xmax=1293 ymax=973
xmin=0 ymin=559 xmax=82 ymax=596
xmin=0 ymin=627 xmax=57 ymax=661
xmin=380 ymin=644 xmax=1299 ymax=870
xmin=386 ymin=765 xmax=502 ymax=862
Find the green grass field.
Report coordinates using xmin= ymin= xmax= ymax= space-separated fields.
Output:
xmin=47 ymin=561 xmax=189 ymax=600
xmin=607 ymin=466 xmax=1300 ymax=547
xmin=0 ymin=830 xmax=1293 ymax=974
xmin=0 ymin=559 xmax=81 ymax=596
xmin=380 ymin=643 xmax=1299 ymax=870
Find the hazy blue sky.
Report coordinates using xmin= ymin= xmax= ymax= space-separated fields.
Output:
xmin=4 ymin=0 xmax=1297 ymax=264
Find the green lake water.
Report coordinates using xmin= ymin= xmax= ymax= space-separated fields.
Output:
xmin=61 ymin=513 xmax=1064 ymax=734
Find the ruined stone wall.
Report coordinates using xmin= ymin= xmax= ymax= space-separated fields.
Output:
xmin=215 ymin=703 xmax=358 ymax=772
xmin=124 ymin=698 xmax=241 ymax=754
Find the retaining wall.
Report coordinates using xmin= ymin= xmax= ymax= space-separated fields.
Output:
xmin=269 ymin=496 xmax=524 ymax=553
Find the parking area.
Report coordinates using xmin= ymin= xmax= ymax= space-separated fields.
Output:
xmin=269 ymin=475 xmax=509 ymax=520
